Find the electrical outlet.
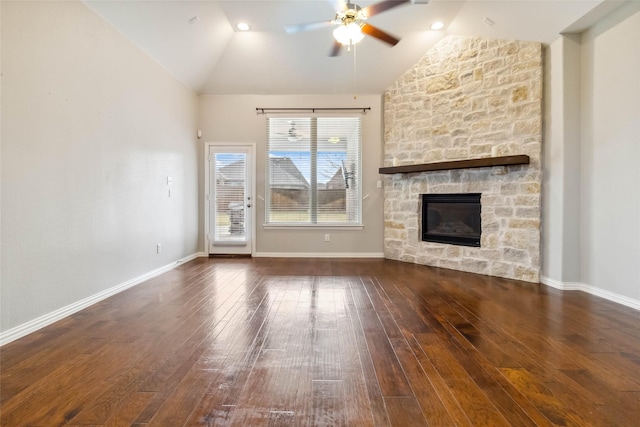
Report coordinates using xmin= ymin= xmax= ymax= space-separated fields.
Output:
xmin=324 ymin=234 xmax=330 ymax=242
xmin=157 ymin=243 xmax=162 ymax=253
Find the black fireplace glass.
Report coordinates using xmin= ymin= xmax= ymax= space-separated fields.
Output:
xmin=421 ymin=193 xmax=481 ymax=247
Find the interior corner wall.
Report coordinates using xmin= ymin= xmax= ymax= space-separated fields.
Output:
xmin=198 ymin=94 xmax=384 ymax=256
xmin=543 ymin=2 xmax=640 ymax=303
xmin=1 ymin=1 xmax=200 ymax=335
xmin=579 ymin=2 xmax=640 ymax=300
xmin=542 ymin=35 xmax=582 ymax=283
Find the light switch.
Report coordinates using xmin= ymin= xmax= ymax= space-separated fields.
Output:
xmin=167 ymin=176 xmax=173 ymax=185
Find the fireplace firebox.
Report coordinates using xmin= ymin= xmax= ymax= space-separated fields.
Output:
xmin=421 ymin=193 xmax=481 ymax=247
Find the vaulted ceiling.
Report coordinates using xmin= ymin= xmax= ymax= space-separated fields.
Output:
xmin=84 ymin=0 xmax=621 ymax=95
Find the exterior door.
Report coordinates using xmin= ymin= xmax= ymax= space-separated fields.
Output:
xmin=206 ymin=143 xmax=254 ymax=255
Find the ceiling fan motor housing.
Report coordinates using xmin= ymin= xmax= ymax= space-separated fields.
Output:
xmin=334 ymin=3 xmax=366 ymax=28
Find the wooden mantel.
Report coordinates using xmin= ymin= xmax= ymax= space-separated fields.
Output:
xmin=378 ymin=155 xmax=530 ymax=175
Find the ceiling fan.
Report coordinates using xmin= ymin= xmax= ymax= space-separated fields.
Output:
xmin=277 ymin=121 xmax=306 ymax=141
xmin=284 ymin=0 xmax=412 ymax=56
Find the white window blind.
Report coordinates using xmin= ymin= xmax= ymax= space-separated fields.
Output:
xmin=266 ymin=116 xmax=362 ymax=225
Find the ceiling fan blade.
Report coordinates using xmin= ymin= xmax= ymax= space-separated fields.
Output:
xmin=329 ymin=40 xmax=343 ymax=57
xmin=361 ymin=0 xmax=411 ymax=18
xmin=284 ymin=20 xmax=333 ymax=34
xmin=361 ymin=23 xmax=401 ymax=46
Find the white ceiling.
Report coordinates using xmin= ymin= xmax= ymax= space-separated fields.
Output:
xmin=84 ymin=0 xmax=622 ymax=95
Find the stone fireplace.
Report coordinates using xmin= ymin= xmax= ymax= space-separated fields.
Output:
xmin=383 ymin=36 xmax=542 ymax=283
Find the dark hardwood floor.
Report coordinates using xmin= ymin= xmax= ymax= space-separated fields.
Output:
xmin=1 ymin=258 xmax=639 ymax=426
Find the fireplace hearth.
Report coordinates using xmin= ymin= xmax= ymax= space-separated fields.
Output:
xmin=421 ymin=193 xmax=481 ymax=247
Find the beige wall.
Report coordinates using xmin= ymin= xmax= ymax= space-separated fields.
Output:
xmin=542 ymin=35 xmax=582 ymax=284
xmin=579 ymin=3 xmax=639 ymax=300
xmin=542 ymin=2 xmax=640 ymax=307
xmin=198 ymin=94 xmax=385 ymax=256
xmin=1 ymin=1 xmax=200 ymax=337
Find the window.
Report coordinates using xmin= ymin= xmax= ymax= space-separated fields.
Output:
xmin=266 ymin=116 xmax=362 ymax=225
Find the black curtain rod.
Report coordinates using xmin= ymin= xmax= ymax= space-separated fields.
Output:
xmin=256 ymin=107 xmax=370 ymax=115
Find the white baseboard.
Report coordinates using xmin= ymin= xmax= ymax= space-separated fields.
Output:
xmin=253 ymin=252 xmax=385 ymax=259
xmin=540 ymin=276 xmax=640 ymax=311
xmin=0 ymin=252 xmax=206 ymax=347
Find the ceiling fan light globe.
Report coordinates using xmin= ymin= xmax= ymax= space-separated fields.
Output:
xmin=349 ymin=24 xmax=365 ymax=43
xmin=333 ymin=23 xmax=364 ymax=45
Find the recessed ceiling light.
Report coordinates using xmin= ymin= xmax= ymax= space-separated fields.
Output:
xmin=236 ymin=22 xmax=251 ymax=31
xmin=430 ymin=21 xmax=444 ymax=31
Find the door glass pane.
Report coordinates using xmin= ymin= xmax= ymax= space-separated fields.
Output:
xmin=214 ymin=152 xmax=246 ymax=243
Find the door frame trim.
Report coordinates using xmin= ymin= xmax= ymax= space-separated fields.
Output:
xmin=204 ymin=142 xmax=256 ymax=256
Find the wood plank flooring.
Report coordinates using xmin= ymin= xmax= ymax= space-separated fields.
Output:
xmin=1 ymin=257 xmax=639 ymax=426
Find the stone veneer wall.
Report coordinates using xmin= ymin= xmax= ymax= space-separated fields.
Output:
xmin=383 ymin=36 xmax=542 ymax=283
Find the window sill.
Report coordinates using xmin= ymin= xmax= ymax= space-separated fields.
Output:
xmin=263 ymin=224 xmax=364 ymax=231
